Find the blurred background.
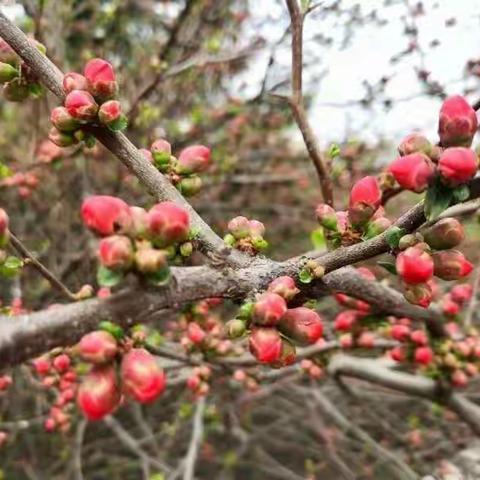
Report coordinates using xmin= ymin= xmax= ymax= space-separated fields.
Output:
xmin=1 ymin=0 xmax=480 ymax=478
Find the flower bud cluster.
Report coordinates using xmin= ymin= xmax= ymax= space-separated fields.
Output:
xmin=49 ymin=59 xmax=126 ymax=149
xmin=141 ymin=141 xmax=211 ymax=197
xmin=0 ymin=37 xmax=46 ymax=102
xmin=224 ymin=216 xmax=268 ymax=255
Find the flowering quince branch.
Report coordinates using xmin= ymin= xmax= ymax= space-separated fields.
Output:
xmin=3 ymin=10 xmax=480 ymax=441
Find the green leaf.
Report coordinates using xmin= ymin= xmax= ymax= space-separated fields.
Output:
xmin=145 ymin=266 xmax=171 ymax=286
xmin=452 ymin=184 xmax=470 ymax=203
xmin=99 ymin=321 xmax=124 ymax=340
xmin=96 ymin=265 xmax=124 ymax=287
xmin=83 ymin=134 xmax=96 ymax=148
xmin=0 ymin=162 xmax=12 ymax=179
xmin=299 ymin=268 xmax=313 ymax=284
xmin=424 ymin=181 xmax=453 ymax=220
xmin=310 ymin=228 xmax=326 ymax=249
xmin=146 ymin=330 xmax=164 ymax=348
xmin=385 ymin=226 xmax=405 ymax=249
xmin=377 ymin=261 xmax=397 ymax=275
xmin=0 ymin=256 xmax=23 ymax=278
xmin=328 ymin=143 xmax=340 ymax=159
xmin=28 ymin=83 xmax=43 ymax=98
xmin=150 ymin=474 xmax=165 ymax=480
xmin=107 ymin=114 xmax=128 ymax=132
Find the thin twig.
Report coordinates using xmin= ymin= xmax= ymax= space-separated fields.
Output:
xmin=182 ymin=396 xmax=206 ymax=480
xmin=72 ymin=418 xmax=87 ymax=480
xmin=9 ymin=231 xmax=77 ymax=301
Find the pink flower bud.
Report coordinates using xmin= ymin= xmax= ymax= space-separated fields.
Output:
xmin=63 ymin=72 xmax=88 ymax=93
xmin=228 ymin=216 xmax=250 ymax=239
xmin=186 ymin=375 xmax=201 ymax=392
xmin=44 ymin=417 xmax=56 ymax=432
xmin=129 ymin=206 xmax=148 ymax=237
xmin=267 ymin=276 xmax=299 ymax=301
xmin=176 ymin=145 xmax=211 ymax=174
xmin=32 ymin=356 xmax=50 ymax=376
xmin=404 ymin=282 xmax=433 ymax=308
xmin=98 ymin=100 xmax=122 ymax=125
xmin=84 ymin=58 xmax=117 ymax=99
xmin=48 ymin=127 xmax=77 ymax=147
xmin=50 ymin=106 xmax=79 ymax=132
xmin=438 ymin=95 xmax=478 ymax=148
xmin=278 ymin=307 xmax=323 ymax=345
xmin=410 ymin=329 xmax=428 ymax=346
xmin=77 ymin=365 xmax=120 ymax=420
xmin=450 ymin=284 xmax=473 ymax=305
xmin=81 ymin=195 xmax=132 ymax=236
xmin=0 ymin=431 xmax=8 ymax=447
xmin=248 ymin=219 xmax=265 ymax=239
xmin=396 ymin=247 xmax=434 ymax=284
xmin=388 ymin=153 xmax=435 ymax=193
xmin=414 ymin=346 xmax=433 ymax=365
xmin=147 ymin=202 xmax=190 ymax=247
xmin=53 ymin=354 xmax=71 ymax=373
xmin=134 ymin=248 xmax=167 ymax=273
xmin=390 ymin=346 xmax=406 ymax=362
xmin=357 ymin=331 xmax=375 ymax=348
xmin=121 ymin=348 xmax=166 ymax=404
xmin=0 ymin=38 xmax=17 ymax=65
xmin=432 ymin=250 xmax=473 ymax=280
xmin=151 ymin=139 xmax=172 ymax=155
xmin=98 ymin=235 xmax=133 ymax=270
xmin=36 ymin=139 xmax=64 ymax=163
xmin=442 ymin=297 xmax=460 ymax=316
xmin=397 ymin=133 xmax=432 ymax=156
xmin=140 ymin=148 xmax=153 ymax=162
xmin=151 ymin=139 xmax=172 ymax=170
xmin=334 ymin=310 xmax=359 ymax=332
xmin=249 ymin=327 xmax=282 ymax=364
xmin=178 ymin=176 xmax=203 ymax=197
xmin=315 ymin=203 xmax=337 ymax=230
xmin=451 ymin=369 xmax=468 ymax=387
xmin=391 ymin=324 xmax=411 ymax=341
xmin=65 ymin=90 xmax=98 ymax=121
xmin=348 ymin=176 xmax=381 ymax=225
xmin=187 ymin=322 xmax=207 ymax=345
xmin=97 ymin=287 xmax=111 ymax=298
xmin=0 ymin=208 xmax=9 ymax=246
xmin=0 ymin=375 xmax=12 ymax=391
xmin=252 ymin=292 xmax=287 ymax=326
xmin=78 ymin=331 xmax=118 ymax=364
xmin=423 ymin=217 xmax=465 ymax=250
xmin=438 ymin=147 xmax=478 ymax=186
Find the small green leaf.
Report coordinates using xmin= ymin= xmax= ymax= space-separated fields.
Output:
xmin=145 ymin=266 xmax=171 ymax=286
xmin=188 ymin=227 xmax=201 ymax=240
xmin=385 ymin=226 xmax=405 ymax=249
xmin=328 ymin=143 xmax=340 ymax=159
xmin=0 ymin=162 xmax=12 ymax=179
xmin=107 ymin=114 xmax=128 ymax=132
xmin=299 ymin=268 xmax=313 ymax=284
xmin=310 ymin=228 xmax=326 ymax=249
xmin=97 ymin=265 xmax=124 ymax=287
xmin=424 ymin=181 xmax=453 ymax=220
xmin=146 ymin=330 xmax=164 ymax=348
xmin=28 ymin=83 xmax=43 ymax=97
xmin=377 ymin=261 xmax=397 ymax=275
xmin=238 ymin=302 xmax=254 ymax=320
xmin=99 ymin=321 xmax=124 ymax=340
xmin=452 ymin=184 xmax=470 ymax=203
xmin=0 ymin=256 xmax=23 ymax=278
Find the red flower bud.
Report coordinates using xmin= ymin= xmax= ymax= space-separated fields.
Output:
xmin=84 ymin=58 xmax=117 ymax=99
xmin=432 ymin=250 xmax=473 ymax=280
xmin=397 ymin=133 xmax=432 ymax=156
xmin=348 ymin=176 xmax=381 ymax=224
xmin=121 ymin=348 xmax=166 ymax=404
xmin=32 ymin=356 xmax=50 ymax=376
xmin=147 ymin=202 xmax=190 ymax=246
xmin=134 ymin=248 xmax=167 ymax=273
xmin=403 ymin=282 xmax=433 ymax=308
xmin=438 ymin=95 xmax=478 ymax=148
xmin=63 ymin=72 xmax=88 ymax=93
xmin=410 ymin=329 xmax=428 ymax=346
xmin=391 ymin=324 xmax=411 ymax=341
xmin=53 ymin=354 xmax=71 ymax=373
xmin=451 ymin=369 xmax=468 ymax=387
xmin=438 ymin=147 xmax=478 ymax=186
xmin=442 ymin=296 xmax=460 ymax=316
xmin=252 ymin=292 xmax=287 ymax=326
xmin=77 ymin=365 xmax=120 ymax=420
xmin=388 ymin=153 xmax=435 ymax=193
xmin=48 ymin=127 xmax=77 ymax=147
xmin=65 ymin=90 xmax=99 ymax=121
xmin=50 ymin=106 xmax=79 ymax=132
xmin=357 ymin=331 xmax=375 ymax=348
xmin=249 ymin=327 xmax=282 ymax=364
xmin=98 ymin=235 xmax=133 ymax=270
xmin=267 ymin=276 xmax=299 ymax=301
xmin=396 ymin=247 xmax=434 ymax=284
xmin=78 ymin=331 xmax=118 ymax=364
xmin=81 ymin=195 xmax=132 ymax=236
xmin=278 ymin=307 xmax=323 ymax=345
xmin=187 ymin=322 xmax=207 ymax=345
xmin=422 ymin=217 xmax=465 ymax=250
xmin=228 ymin=216 xmax=250 ymax=239
xmin=414 ymin=346 xmax=433 ymax=365
xmin=0 ymin=375 xmax=12 ymax=391
xmin=316 ymin=203 xmax=337 ymax=230
xmin=98 ymin=100 xmax=122 ymax=125
xmin=450 ymin=284 xmax=473 ymax=305
xmin=176 ymin=145 xmax=211 ymax=174
xmin=334 ymin=310 xmax=359 ymax=332
xmin=390 ymin=346 xmax=406 ymax=362
xmin=0 ymin=208 xmax=9 ymax=247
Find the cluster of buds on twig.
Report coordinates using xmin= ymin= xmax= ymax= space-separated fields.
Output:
xmin=49 ymin=59 xmax=127 ymax=148
xmin=1 ymin=171 xmax=39 ymax=199
xmin=0 ymin=37 xmax=45 ymax=101
xmin=226 ymin=276 xmax=324 ymax=367
xmin=81 ymin=195 xmax=192 ymax=288
xmin=140 ymin=141 xmax=211 ymax=197
xmin=394 ymin=218 xmax=472 ymax=307
xmin=231 ymin=368 xmax=259 ymax=392
xmin=0 ymin=208 xmax=23 ymax=280
xmin=186 ymin=365 xmax=212 ymax=398
xmin=224 ymin=216 xmax=268 ymax=255
xmin=316 ymin=176 xmax=391 ymax=249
